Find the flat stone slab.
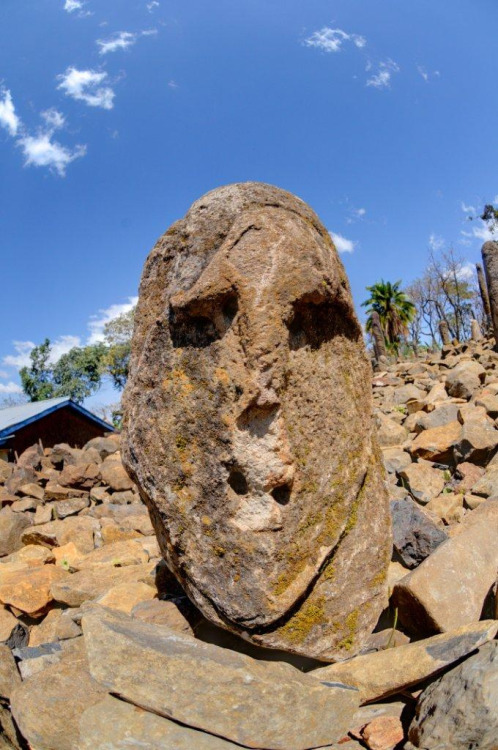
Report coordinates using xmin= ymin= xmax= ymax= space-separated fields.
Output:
xmin=312 ymin=620 xmax=498 ymax=703
xmin=79 ymin=694 xmax=249 ymax=750
xmin=82 ymin=606 xmax=360 ymax=750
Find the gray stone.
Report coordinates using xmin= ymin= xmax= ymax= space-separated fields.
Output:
xmin=392 ymin=499 xmax=498 ymax=634
xmin=391 ymin=497 xmax=447 ymax=569
xmin=407 ymin=641 xmax=498 ymax=750
xmin=122 ymin=182 xmax=391 ymax=660
xmin=445 ymin=360 xmax=485 ymax=399
xmin=414 ymin=402 xmax=459 ymax=433
xmin=382 ymin=447 xmax=411 ymax=474
xmin=82 ymin=606 xmax=360 ymax=750
xmin=79 ymin=694 xmax=246 ymax=750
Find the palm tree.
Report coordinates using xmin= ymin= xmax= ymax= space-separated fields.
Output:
xmin=362 ymin=280 xmax=416 ymax=351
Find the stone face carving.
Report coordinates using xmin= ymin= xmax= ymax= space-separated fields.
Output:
xmin=123 ymin=182 xmax=391 ymax=661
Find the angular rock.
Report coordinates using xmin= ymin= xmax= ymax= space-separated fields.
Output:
xmin=54 ymin=496 xmax=90 ymax=518
xmin=10 ymin=638 xmax=106 ymax=750
xmin=391 ymin=498 xmax=447 ymax=569
xmin=99 ymin=461 xmax=134 ymax=492
xmin=51 ymin=562 xmax=156 ymax=607
xmin=468 ymin=462 xmax=498 ymax=496
xmin=95 ymin=581 xmax=156 ymax=613
xmin=0 ymin=565 xmax=69 ymax=618
xmin=79 ymin=694 xmax=246 ymax=750
xmin=360 ymin=717 xmax=404 ymax=750
xmin=83 ymin=606 xmax=360 ymax=750
xmin=376 ymin=412 xmax=409 ymax=447
xmin=409 ymin=420 xmax=461 ymax=464
xmin=18 ymin=482 xmax=44 ymax=501
xmin=425 ymin=491 xmax=464 ymax=524
xmin=84 ymin=435 xmax=120 ymax=459
xmin=454 ymin=460 xmax=484 ymax=491
xmin=382 ymin=447 xmax=411 ymax=475
xmin=399 ymin=462 xmax=445 ymax=505
xmin=453 ymin=418 xmax=498 ymax=463
xmin=392 ymin=499 xmax=498 ymax=634
xmin=313 ymin=620 xmax=498 ymax=703
xmin=413 ymin=402 xmax=459 ymax=433
xmin=406 ymin=641 xmax=498 ymax=750
xmin=21 ymin=516 xmax=98 ymax=553
xmin=122 ymin=183 xmax=391 ymax=660
xmin=393 ymin=384 xmax=425 ymax=405
xmin=445 ymin=360 xmax=485 ymax=399
xmin=131 ymin=598 xmax=195 ymax=634
xmin=0 ymin=508 xmax=31 ymax=557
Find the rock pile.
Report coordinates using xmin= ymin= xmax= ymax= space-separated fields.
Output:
xmin=123 ymin=182 xmax=392 ymax=662
xmin=0 ymin=332 xmax=497 ymax=745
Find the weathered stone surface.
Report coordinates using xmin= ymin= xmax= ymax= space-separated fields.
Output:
xmin=376 ymin=412 xmax=409 ymax=447
xmin=95 ymin=581 xmax=156 ymax=613
xmin=84 ymin=435 xmax=120 ymax=459
xmin=407 ymin=641 xmax=498 ymax=750
xmin=0 ymin=565 xmax=69 ymax=618
xmin=10 ymin=638 xmax=106 ymax=750
xmin=445 ymin=360 xmax=485 ymax=399
xmin=399 ymin=462 xmax=445 ymax=505
xmin=79 ymin=694 xmax=245 ymax=750
xmin=454 ymin=418 xmax=498 ymax=463
xmin=0 ymin=508 xmax=31 ymax=557
xmin=99 ymin=460 xmax=134 ymax=492
xmin=83 ymin=606 xmax=360 ymax=750
xmin=313 ymin=620 xmax=498 ymax=704
xmin=122 ymin=182 xmax=391 ymax=660
xmin=131 ymin=598 xmax=194 ymax=634
xmin=54 ymin=496 xmax=90 ymax=518
xmin=391 ymin=498 xmax=447 ymax=568
xmin=414 ymin=402 xmax=459 ymax=433
xmin=0 ymin=645 xmax=20 ymax=699
xmin=455 ymin=460 xmax=485 ymax=491
xmin=21 ymin=516 xmax=98 ymax=553
xmin=392 ymin=499 xmax=498 ymax=634
xmin=425 ymin=491 xmax=464 ymax=524
xmin=381 ymin=447 xmax=411 ymax=474
xmin=360 ymin=717 xmax=404 ymax=750
xmin=29 ymin=608 xmax=81 ymax=646
xmin=51 ymin=562 xmax=155 ymax=607
xmin=469 ymin=462 xmax=498 ymax=496
xmin=409 ymin=420 xmax=461 ymax=463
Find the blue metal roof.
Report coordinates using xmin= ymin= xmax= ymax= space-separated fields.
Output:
xmin=0 ymin=396 xmax=114 ymax=445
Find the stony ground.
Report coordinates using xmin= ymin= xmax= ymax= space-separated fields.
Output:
xmin=0 ymin=339 xmax=497 ymax=749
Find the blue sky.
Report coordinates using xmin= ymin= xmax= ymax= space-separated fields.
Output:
xmin=1 ymin=0 xmax=497 ymax=406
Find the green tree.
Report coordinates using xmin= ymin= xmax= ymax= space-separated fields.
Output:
xmin=362 ymin=280 xmax=416 ymax=352
xmin=53 ymin=343 xmax=107 ymax=402
xmin=19 ymin=339 xmax=56 ymax=401
xmin=481 ymin=204 xmax=498 ymax=235
xmin=20 ymin=339 xmax=106 ymax=403
xmin=101 ymin=307 xmax=135 ymax=390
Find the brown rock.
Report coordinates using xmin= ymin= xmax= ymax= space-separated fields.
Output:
xmin=376 ymin=412 xmax=409 ymax=447
xmin=313 ymin=620 xmax=498 ymax=703
xmin=445 ymin=360 xmax=485 ymax=399
xmin=399 ymin=462 xmax=445 ymax=505
xmin=131 ymin=598 xmax=194 ymax=634
xmin=392 ymin=499 xmax=498 ymax=634
xmin=0 ymin=508 xmax=31 ymax=557
xmin=10 ymin=638 xmax=106 ymax=750
xmin=455 ymin=461 xmax=484 ymax=492
xmin=54 ymin=496 xmax=90 ymax=518
xmin=99 ymin=461 xmax=134 ymax=492
xmin=410 ymin=420 xmax=461 ymax=463
xmin=18 ymin=482 xmax=44 ymax=501
xmin=425 ymin=492 xmax=464 ymax=524
xmin=361 ymin=717 xmax=404 ymax=750
xmin=21 ymin=516 xmax=98 ymax=553
xmin=122 ymin=182 xmax=391 ymax=660
xmin=96 ymin=581 xmax=156 ymax=613
xmin=0 ymin=566 xmax=69 ymax=618
xmin=51 ymin=562 xmax=156 ymax=607
xmin=84 ymin=435 xmax=120 ymax=459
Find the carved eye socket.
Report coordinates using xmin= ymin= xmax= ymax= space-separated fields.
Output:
xmin=169 ymin=292 xmax=238 ymax=349
xmin=286 ymin=294 xmax=353 ymax=351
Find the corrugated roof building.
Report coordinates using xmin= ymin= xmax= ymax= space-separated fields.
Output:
xmin=0 ymin=397 xmax=114 ymax=461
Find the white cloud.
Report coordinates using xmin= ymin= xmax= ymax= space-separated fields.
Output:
xmin=456 ymin=262 xmax=475 ymax=282
xmin=428 ymin=233 xmax=445 ymax=251
xmin=97 ymin=31 xmax=136 ymax=55
xmin=147 ymin=0 xmax=160 ymax=11
xmin=97 ymin=29 xmax=157 ymax=55
xmin=87 ymin=296 xmax=138 ymax=344
xmin=330 ymin=232 xmax=356 ymax=253
xmin=461 ymin=201 xmax=476 ymax=214
xmin=304 ymin=27 xmax=366 ymax=54
xmin=168 ymin=80 xmax=179 ymax=89
xmin=41 ymin=108 xmax=65 ymax=130
xmin=0 ymin=382 xmax=23 ymax=395
xmin=57 ymin=67 xmax=115 ymax=109
xmin=0 ymin=370 xmax=9 ymax=379
xmin=417 ymin=66 xmax=440 ymax=82
xmin=462 ymin=223 xmax=495 ymax=244
xmin=0 ymin=88 xmax=21 ymax=137
xmin=64 ymin=0 xmax=83 ymax=11
xmin=3 ymin=341 xmax=35 ymax=369
xmin=18 ymin=133 xmax=86 ymax=176
xmin=366 ymin=59 xmax=400 ymax=89
xmin=49 ymin=335 xmax=82 ymax=361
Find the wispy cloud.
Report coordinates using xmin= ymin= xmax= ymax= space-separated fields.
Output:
xmin=417 ymin=66 xmax=440 ymax=82
xmin=428 ymin=233 xmax=445 ymax=251
xmin=456 ymin=262 xmax=475 ymax=282
xmin=330 ymin=232 xmax=356 ymax=254
xmin=3 ymin=341 xmax=35 ymax=369
xmin=64 ymin=0 xmax=83 ymax=12
xmin=57 ymin=67 xmax=115 ymax=109
xmin=346 ymin=206 xmax=366 ymax=224
xmin=366 ymin=59 xmax=400 ymax=89
xmin=0 ymin=88 xmax=21 ymax=137
xmin=461 ymin=201 xmax=476 ymax=214
xmin=304 ymin=27 xmax=366 ymax=54
xmin=87 ymin=297 xmax=138 ymax=344
xmin=168 ymin=80 xmax=179 ymax=89
xmin=97 ymin=29 xmax=157 ymax=55
xmin=0 ymin=382 xmax=23 ymax=395
xmin=147 ymin=0 xmax=160 ymax=11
